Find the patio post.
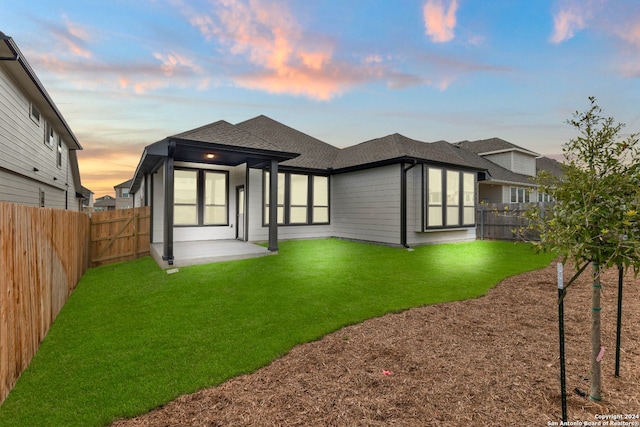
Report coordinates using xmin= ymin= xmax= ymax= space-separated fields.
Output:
xmin=163 ymin=140 xmax=175 ymax=264
xmin=268 ymin=159 xmax=278 ymax=252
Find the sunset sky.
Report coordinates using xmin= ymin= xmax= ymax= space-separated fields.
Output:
xmin=3 ymin=0 xmax=640 ymax=197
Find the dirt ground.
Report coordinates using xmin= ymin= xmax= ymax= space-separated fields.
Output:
xmin=112 ymin=260 xmax=640 ymax=426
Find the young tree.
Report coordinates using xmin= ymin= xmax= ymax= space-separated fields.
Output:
xmin=527 ymin=97 xmax=640 ymax=402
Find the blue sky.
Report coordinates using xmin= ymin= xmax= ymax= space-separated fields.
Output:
xmin=3 ymin=0 xmax=640 ymax=196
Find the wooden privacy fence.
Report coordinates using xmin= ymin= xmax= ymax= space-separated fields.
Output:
xmin=476 ymin=202 xmax=550 ymax=241
xmin=90 ymin=206 xmax=150 ymax=267
xmin=0 ymin=202 xmax=90 ymax=405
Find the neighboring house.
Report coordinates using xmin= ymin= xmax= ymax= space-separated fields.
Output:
xmin=454 ymin=138 xmax=562 ymax=204
xmin=0 ymin=31 xmax=83 ymax=210
xmin=535 ymin=156 xmax=565 ymax=202
xmin=81 ymin=186 xmax=94 ymax=212
xmin=131 ymin=115 xmax=489 ymax=265
xmin=114 ymin=178 xmax=133 ymax=209
xmin=94 ymin=195 xmax=115 ymax=212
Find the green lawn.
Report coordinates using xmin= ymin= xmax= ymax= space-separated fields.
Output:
xmin=0 ymin=239 xmax=556 ymax=426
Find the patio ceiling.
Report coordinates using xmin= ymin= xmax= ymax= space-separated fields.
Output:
xmin=131 ymin=136 xmax=299 ymax=193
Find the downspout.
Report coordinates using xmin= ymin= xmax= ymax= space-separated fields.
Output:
xmin=401 ymin=160 xmax=418 ymax=249
xmin=163 ymin=141 xmax=175 ymax=265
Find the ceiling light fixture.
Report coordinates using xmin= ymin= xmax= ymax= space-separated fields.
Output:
xmin=206 ymin=153 xmax=215 ymax=159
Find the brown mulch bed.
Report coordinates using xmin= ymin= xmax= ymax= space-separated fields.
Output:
xmin=112 ymin=260 xmax=640 ymax=426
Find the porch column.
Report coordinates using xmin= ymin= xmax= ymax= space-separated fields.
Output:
xmin=163 ymin=141 xmax=175 ymax=264
xmin=268 ymin=159 xmax=278 ymax=252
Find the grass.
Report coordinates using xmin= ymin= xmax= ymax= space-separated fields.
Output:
xmin=0 ymin=239 xmax=556 ymax=426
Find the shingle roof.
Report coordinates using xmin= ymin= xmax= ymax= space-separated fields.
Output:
xmin=455 ymin=138 xmax=540 ymax=156
xmin=114 ymin=179 xmax=133 ymax=188
xmin=536 ymin=156 xmax=565 ymax=178
xmin=332 ymin=133 xmax=488 ymax=171
xmin=138 ymin=115 xmax=557 ymax=188
xmin=236 ymin=115 xmax=340 ymax=170
xmin=172 ymin=120 xmax=286 ymax=153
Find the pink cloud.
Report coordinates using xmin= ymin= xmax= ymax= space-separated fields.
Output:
xmin=615 ymin=22 xmax=640 ymax=47
xmin=549 ymin=8 xmax=588 ymax=43
xmin=41 ymin=16 xmax=94 ymax=58
xmin=179 ymin=0 xmax=359 ymax=100
xmin=153 ymin=52 xmax=203 ymax=77
xmin=423 ymin=0 xmax=458 ymax=43
xmin=548 ymin=0 xmax=609 ymax=44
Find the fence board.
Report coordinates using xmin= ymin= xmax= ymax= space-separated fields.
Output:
xmin=90 ymin=206 xmax=150 ymax=267
xmin=477 ymin=202 xmax=550 ymax=241
xmin=0 ymin=202 xmax=89 ymax=405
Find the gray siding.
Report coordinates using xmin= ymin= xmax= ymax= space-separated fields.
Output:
xmin=332 ymin=165 xmax=401 ymax=245
xmin=0 ymin=64 xmax=79 ymax=210
xmin=483 ymin=152 xmax=512 ymax=171
xmin=512 ymin=151 xmax=536 ymax=176
xmin=152 ymin=166 xmax=165 ymax=243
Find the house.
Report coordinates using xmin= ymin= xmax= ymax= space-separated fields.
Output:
xmin=114 ymin=178 xmax=133 ymax=209
xmin=131 ymin=115 xmax=489 ymax=266
xmin=454 ymin=138 xmax=562 ymax=204
xmin=94 ymin=195 xmax=116 ymax=212
xmin=81 ymin=186 xmax=94 ymax=212
xmin=0 ymin=31 xmax=83 ymax=210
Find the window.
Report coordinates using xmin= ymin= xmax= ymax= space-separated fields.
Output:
xmin=312 ymin=176 xmax=329 ymax=223
xmin=174 ymin=170 xmax=198 ymax=225
xmin=463 ymin=172 xmax=475 ymax=224
xmin=425 ymin=167 xmax=475 ymax=229
xmin=264 ymin=172 xmax=285 ymax=224
xmin=446 ymin=170 xmax=460 ymax=226
xmin=264 ymin=171 xmax=329 ymax=225
xmin=538 ymin=192 xmax=553 ymax=202
xmin=510 ymin=186 xmax=531 ymax=203
xmin=174 ymin=169 xmax=228 ymax=226
xmin=204 ymin=171 xmax=227 ymax=225
xmin=44 ymin=122 xmax=54 ymax=148
xmin=121 ymin=188 xmax=131 ymax=198
xmin=30 ymin=103 xmax=41 ymax=124
xmin=427 ymin=168 xmax=443 ymax=227
xmin=57 ymin=136 xmax=63 ymax=168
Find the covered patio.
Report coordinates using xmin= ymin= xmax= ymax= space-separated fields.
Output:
xmin=131 ymin=120 xmax=300 ymax=267
xmin=151 ymin=240 xmax=275 ymax=268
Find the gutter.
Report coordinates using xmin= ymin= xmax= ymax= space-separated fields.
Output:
xmin=0 ymin=32 xmax=19 ymax=61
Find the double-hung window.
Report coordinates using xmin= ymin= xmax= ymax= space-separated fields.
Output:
xmin=510 ymin=186 xmax=531 ymax=203
xmin=264 ymin=171 xmax=329 ymax=225
xmin=425 ymin=166 xmax=475 ymax=229
xmin=174 ymin=169 xmax=228 ymax=226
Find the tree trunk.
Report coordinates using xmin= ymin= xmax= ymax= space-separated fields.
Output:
xmin=590 ymin=262 xmax=602 ymax=401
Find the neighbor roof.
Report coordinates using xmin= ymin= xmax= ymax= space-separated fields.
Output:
xmin=455 ymin=138 xmax=540 ymax=157
xmin=536 ymin=156 xmax=565 ymax=178
xmin=114 ymin=179 xmax=133 ymax=188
